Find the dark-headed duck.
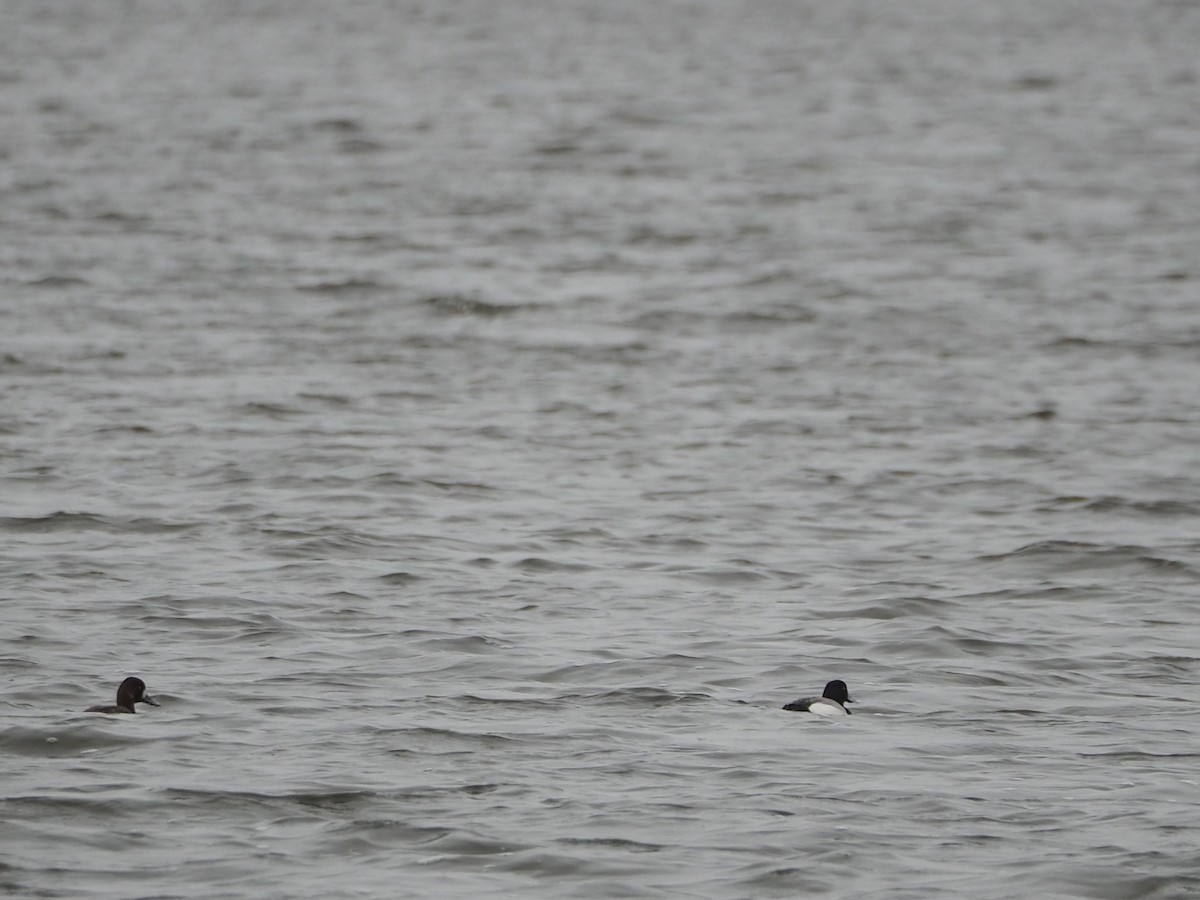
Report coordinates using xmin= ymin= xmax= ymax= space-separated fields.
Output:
xmin=86 ymin=676 xmax=160 ymax=714
xmin=783 ymin=679 xmax=853 ymax=716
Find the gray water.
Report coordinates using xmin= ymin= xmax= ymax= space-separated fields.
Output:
xmin=3 ymin=1 xmax=1200 ymax=897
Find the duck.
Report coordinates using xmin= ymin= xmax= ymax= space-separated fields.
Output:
xmin=783 ymin=679 xmax=853 ymax=716
xmin=86 ymin=676 xmax=160 ymax=714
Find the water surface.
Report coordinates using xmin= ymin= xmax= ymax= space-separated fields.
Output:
xmin=3 ymin=1 xmax=1200 ymax=897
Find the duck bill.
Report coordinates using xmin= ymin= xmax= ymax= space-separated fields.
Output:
xmin=140 ymin=695 xmax=161 ymax=707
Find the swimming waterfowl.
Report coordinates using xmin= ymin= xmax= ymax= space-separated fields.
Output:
xmin=783 ymin=680 xmax=853 ymax=716
xmin=86 ymin=677 xmax=160 ymax=714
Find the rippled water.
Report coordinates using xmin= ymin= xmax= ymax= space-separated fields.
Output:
xmin=3 ymin=1 xmax=1200 ymax=897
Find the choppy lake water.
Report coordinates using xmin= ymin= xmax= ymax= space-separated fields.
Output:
xmin=3 ymin=1 xmax=1200 ymax=897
